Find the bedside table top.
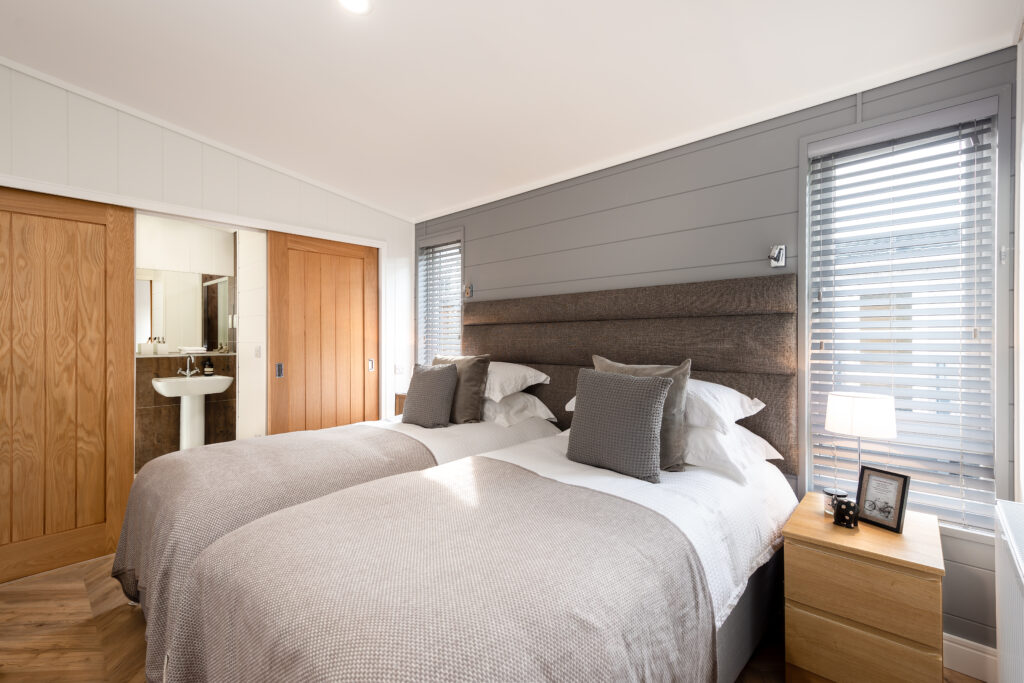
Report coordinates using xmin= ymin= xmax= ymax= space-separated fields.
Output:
xmin=784 ymin=492 xmax=944 ymax=576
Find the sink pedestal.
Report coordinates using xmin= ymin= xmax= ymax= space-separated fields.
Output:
xmin=151 ymin=375 xmax=234 ymax=451
xmin=179 ymin=395 xmax=206 ymax=450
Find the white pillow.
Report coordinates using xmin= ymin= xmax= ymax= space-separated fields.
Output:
xmin=685 ymin=379 xmax=765 ymax=433
xmin=682 ymin=423 xmax=781 ymax=483
xmin=737 ymin=425 xmax=784 ymax=461
xmin=571 ymin=380 xmax=764 ymax=433
xmin=484 ymin=362 xmax=550 ymax=402
xmin=482 ymin=392 xmax=556 ymax=427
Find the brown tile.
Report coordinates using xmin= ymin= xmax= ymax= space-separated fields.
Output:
xmin=205 ymin=399 xmax=236 ymax=445
xmin=206 ymin=355 xmax=236 ymax=403
xmin=134 ymin=405 xmax=180 ymax=472
xmin=137 ymin=357 xmax=181 ymax=407
xmin=134 ymin=358 xmax=156 ymax=408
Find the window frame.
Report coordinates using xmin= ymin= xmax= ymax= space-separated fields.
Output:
xmin=415 ymin=227 xmax=465 ymax=366
xmin=797 ymin=86 xmax=1014 ymax=526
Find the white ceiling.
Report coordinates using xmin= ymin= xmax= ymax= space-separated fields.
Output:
xmin=0 ymin=1 xmax=1019 ymax=223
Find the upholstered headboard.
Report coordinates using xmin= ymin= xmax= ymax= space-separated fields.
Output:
xmin=462 ymin=274 xmax=798 ymax=474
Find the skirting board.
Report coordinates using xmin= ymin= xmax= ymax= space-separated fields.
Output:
xmin=944 ymin=633 xmax=998 ymax=682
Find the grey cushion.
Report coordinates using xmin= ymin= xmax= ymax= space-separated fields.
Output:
xmin=402 ymin=364 xmax=458 ymax=428
xmin=593 ymin=355 xmax=691 ymax=471
xmin=432 ymin=354 xmax=491 ymax=424
xmin=567 ymin=369 xmax=673 ymax=483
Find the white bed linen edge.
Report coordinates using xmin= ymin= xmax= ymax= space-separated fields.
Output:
xmin=481 ymin=432 xmax=797 ymax=627
xmin=372 ymin=416 xmax=561 ymax=464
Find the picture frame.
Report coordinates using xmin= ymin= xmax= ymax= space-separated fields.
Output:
xmin=856 ymin=466 xmax=910 ymax=533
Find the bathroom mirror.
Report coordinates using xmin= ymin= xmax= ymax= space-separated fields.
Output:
xmin=135 ymin=280 xmax=151 ymax=344
xmin=202 ymin=275 xmax=236 ymax=351
xmin=135 ymin=268 xmax=235 ymax=352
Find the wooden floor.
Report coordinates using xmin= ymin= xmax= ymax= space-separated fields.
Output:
xmin=0 ymin=555 xmax=145 ymax=682
xmin=0 ymin=554 xmax=983 ymax=683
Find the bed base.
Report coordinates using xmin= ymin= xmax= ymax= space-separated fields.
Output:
xmin=715 ymin=550 xmax=782 ymax=683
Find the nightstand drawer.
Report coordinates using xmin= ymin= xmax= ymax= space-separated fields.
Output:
xmin=785 ymin=602 xmax=942 ymax=683
xmin=784 ymin=540 xmax=942 ymax=649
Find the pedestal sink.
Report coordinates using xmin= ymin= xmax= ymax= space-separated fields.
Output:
xmin=152 ymin=375 xmax=234 ymax=450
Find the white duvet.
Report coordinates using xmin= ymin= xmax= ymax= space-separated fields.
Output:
xmin=373 ymin=415 xmax=560 ymax=463
xmin=482 ymin=431 xmax=798 ymax=627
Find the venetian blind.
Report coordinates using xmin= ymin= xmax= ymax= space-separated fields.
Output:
xmin=809 ymin=116 xmax=997 ymax=531
xmin=417 ymin=240 xmax=463 ymax=364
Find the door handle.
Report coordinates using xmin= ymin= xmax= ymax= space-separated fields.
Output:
xmin=368 ymin=359 xmax=375 ymax=372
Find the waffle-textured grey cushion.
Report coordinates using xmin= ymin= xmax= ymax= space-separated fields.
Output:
xmin=402 ymin=364 xmax=458 ymax=428
xmin=432 ymin=354 xmax=491 ymax=424
xmin=593 ymin=355 xmax=691 ymax=471
xmin=567 ymin=369 xmax=673 ymax=483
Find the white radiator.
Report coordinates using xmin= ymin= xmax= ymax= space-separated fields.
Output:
xmin=996 ymin=500 xmax=1024 ymax=682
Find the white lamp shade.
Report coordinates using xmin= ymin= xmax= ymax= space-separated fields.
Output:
xmin=824 ymin=392 xmax=897 ymax=440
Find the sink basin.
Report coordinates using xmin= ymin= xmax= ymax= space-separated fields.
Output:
xmin=152 ymin=375 xmax=234 ymax=450
xmin=152 ymin=375 xmax=234 ymax=397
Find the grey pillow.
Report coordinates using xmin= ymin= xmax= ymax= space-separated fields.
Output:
xmin=432 ymin=354 xmax=491 ymax=424
xmin=567 ymin=369 xmax=673 ymax=483
xmin=593 ymin=355 xmax=691 ymax=471
xmin=402 ymin=364 xmax=458 ymax=428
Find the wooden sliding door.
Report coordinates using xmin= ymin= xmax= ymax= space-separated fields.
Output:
xmin=267 ymin=232 xmax=378 ymax=434
xmin=0 ymin=187 xmax=134 ymax=583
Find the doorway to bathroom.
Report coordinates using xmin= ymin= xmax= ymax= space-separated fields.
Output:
xmin=133 ymin=213 xmax=267 ymax=470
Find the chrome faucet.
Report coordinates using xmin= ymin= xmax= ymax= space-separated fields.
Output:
xmin=177 ymin=355 xmax=200 ymax=378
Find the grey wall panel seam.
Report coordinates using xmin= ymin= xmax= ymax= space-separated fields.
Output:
xmin=467 ymin=211 xmax=799 ymax=268
xmin=463 ymin=167 xmax=799 ymax=243
xmin=944 ymin=557 xmax=996 ymax=571
xmin=419 ymin=102 xmax=856 ymax=228
xmin=941 ymin=612 xmax=997 ymax=629
xmin=471 ymin=257 xmax=785 ymax=292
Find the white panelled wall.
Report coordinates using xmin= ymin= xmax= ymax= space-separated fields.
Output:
xmin=0 ymin=59 xmax=415 ymax=419
xmin=236 ymin=230 xmax=268 ymax=439
xmin=136 ymin=214 xmax=235 ymax=276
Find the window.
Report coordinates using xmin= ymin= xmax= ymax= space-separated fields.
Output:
xmin=808 ymin=114 xmax=998 ymax=530
xmin=417 ymin=239 xmax=463 ymax=364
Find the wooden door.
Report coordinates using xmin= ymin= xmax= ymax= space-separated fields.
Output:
xmin=267 ymin=232 xmax=378 ymax=434
xmin=0 ymin=187 xmax=134 ymax=583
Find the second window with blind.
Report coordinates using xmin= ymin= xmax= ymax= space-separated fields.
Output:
xmin=417 ymin=238 xmax=463 ymax=365
xmin=807 ymin=99 xmax=1004 ymax=531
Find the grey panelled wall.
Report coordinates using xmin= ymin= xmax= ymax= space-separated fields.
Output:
xmin=417 ymin=47 xmax=1017 ymax=648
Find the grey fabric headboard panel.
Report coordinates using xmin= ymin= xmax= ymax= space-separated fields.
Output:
xmin=458 ymin=315 xmax=794 ymax=375
xmin=462 ymin=274 xmax=798 ymax=474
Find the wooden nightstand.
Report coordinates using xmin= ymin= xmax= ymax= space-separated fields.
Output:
xmin=783 ymin=492 xmax=945 ymax=683
xmin=395 ymin=393 xmax=407 ymax=415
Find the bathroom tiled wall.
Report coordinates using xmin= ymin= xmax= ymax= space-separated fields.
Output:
xmin=135 ymin=354 xmax=237 ymax=471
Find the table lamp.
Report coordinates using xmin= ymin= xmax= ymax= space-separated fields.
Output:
xmin=822 ymin=391 xmax=898 ymax=514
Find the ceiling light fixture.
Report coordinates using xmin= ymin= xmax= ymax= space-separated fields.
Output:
xmin=339 ymin=0 xmax=371 ymax=14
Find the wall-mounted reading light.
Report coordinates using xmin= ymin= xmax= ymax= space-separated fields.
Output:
xmin=769 ymin=245 xmax=786 ymax=268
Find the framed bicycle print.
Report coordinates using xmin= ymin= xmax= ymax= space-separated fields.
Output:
xmin=856 ymin=466 xmax=910 ymax=533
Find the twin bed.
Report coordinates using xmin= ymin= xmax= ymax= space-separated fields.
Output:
xmin=116 ymin=273 xmax=799 ymax=683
